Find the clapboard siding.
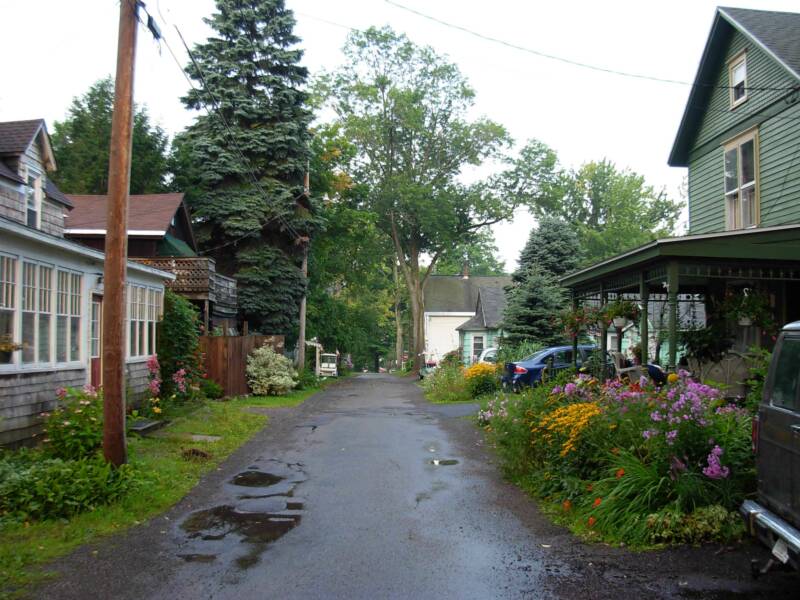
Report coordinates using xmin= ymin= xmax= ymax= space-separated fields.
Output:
xmin=693 ymin=30 xmax=796 ymax=149
xmin=687 ymin=27 xmax=800 ymax=234
xmin=40 ymin=198 xmax=65 ymax=236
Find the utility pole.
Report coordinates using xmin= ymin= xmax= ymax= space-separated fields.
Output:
xmin=296 ymin=169 xmax=310 ymax=371
xmin=103 ymin=0 xmax=138 ymax=466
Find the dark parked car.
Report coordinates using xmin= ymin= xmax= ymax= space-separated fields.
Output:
xmin=502 ymin=345 xmax=600 ymax=392
xmin=741 ymin=321 xmax=800 ymax=575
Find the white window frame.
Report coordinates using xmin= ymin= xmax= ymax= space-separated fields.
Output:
xmin=19 ymin=261 xmax=56 ymax=367
xmin=723 ymin=128 xmax=759 ymax=231
xmin=729 ymin=51 xmax=748 ymax=109
xmin=55 ymin=268 xmax=82 ymax=365
xmin=0 ymin=253 xmax=19 ymax=370
xmin=24 ymin=165 xmax=43 ymax=229
xmin=127 ymin=284 xmax=161 ymax=359
xmin=472 ymin=335 xmax=484 ymax=361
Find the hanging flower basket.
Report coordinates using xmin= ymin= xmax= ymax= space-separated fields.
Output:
xmin=738 ymin=316 xmax=753 ymax=327
xmin=601 ymin=300 xmax=640 ymax=328
xmin=612 ymin=316 xmax=628 ymax=328
xmin=559 ymin=305 xmax=600 ymax=337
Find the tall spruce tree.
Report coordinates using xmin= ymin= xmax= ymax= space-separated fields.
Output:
xmin=503 ymin=217 xmax=579 ymax=345
xmin=171 ymin=0 xmax=315 ymax=334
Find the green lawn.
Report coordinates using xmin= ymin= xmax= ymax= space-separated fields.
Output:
xmin=0 ymin=385 xmax=328 ymax=598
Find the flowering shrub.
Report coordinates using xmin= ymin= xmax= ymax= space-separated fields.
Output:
xmin=480 ymin=370 xmax=754 ymax=545
xmin=41 ymin=386 xmax=104 ymax=460
xmin=246 ymin=345 xmax=297 ymax=396
xmin=464 ymin=362 xmax=499 ymax=397
xmin=422 ymin=363 xmax=470 ymax=403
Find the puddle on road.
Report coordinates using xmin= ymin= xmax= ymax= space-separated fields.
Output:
xmin=180 ymin=462 xmax=306 ymax=569
xmin=181 ymin=505 xmax=301 ymax=569
xmin=430 ymin=459 xmax=459 ymax=466
xmin=230 ymin=471 xmax=284 ymax=487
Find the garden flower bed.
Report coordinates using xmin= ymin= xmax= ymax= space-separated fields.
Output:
xmin=479 ymin=371 xmax=754 ymax=546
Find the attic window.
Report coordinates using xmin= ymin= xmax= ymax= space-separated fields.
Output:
xmin=729 ymin=52 xmax=747 ymax=108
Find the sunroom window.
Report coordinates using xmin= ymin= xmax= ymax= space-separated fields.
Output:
xmin=729 ymin=53 xmax=747 ymax=108
xmin=724 ymin=131 xmax=758 ymax=230
xmin=25 ymin=169 xmax=42 ymax=229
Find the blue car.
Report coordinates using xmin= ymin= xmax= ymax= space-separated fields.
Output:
xmin=502 ymin=345 xmax=600 ymax=391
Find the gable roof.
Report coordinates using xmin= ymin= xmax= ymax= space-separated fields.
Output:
xmin=0 ymin=160 xmax=23 ymax=184
xmin=0 ymin=119 xmax=56 ymax=170
xmin=423 ymin=275 xmax=511 ymax=313
xmin=456 ymin=286 xmax=507 ymax=331
xmin=65 ymin=193 xmax=191 ymax=239
xmin=668 ymin=7 xmax=800 ymax=167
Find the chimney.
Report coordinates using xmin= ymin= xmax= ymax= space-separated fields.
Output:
xmin=461 ymin=260 xmax=470 ymax=279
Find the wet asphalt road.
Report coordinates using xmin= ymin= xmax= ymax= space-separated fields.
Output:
xmin=36 ymin=374 xmax=798 ymax=599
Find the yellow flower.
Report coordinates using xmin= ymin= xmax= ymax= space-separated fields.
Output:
xmin=464 ymin=362 xmax=498 ymax=380
xmin=152 ymin=406 xmax=162 ymax=414
xmin=667 ymin=372 xmax=679 ymax=384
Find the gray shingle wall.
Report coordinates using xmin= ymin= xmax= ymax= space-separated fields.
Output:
xmin=0 ymin=184 xmax=24 ymax=224
xmin=40 ymin=198 xmax=65 ymax=236
xmin=0 ymin=368 xmax=86 ymax=446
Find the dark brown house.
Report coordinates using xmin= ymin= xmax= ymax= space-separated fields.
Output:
xmin=64 ymin=193 xmax=238 ymax=332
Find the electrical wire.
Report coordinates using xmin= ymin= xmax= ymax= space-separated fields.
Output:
xmin=383 ymin=0 xmax=799 ymax=94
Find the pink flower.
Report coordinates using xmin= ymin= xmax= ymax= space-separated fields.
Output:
xmin=148 ymin=378 xmax=161 ymax=396
xmin=702 ymin=445 xmax=730 ymax=479
xmin=56 ymin=387 xmax=68 ymax=400
xmin=146 ymin=355 xmax=160 ymax=376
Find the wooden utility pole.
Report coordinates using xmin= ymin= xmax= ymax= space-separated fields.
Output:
xmin=295 ymin=169 xmax=311 ymax=370
xmin=102 ymin=0 xmax=138 ymax=466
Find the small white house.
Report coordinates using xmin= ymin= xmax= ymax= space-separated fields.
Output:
xmin=422 ymin=273 xmax=511 ymax=363
xmin=0 ymin=119 xmax=173 ymax=445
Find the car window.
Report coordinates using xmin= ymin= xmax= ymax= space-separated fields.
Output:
xmin=550 ymin=350 xmax=572 ymax=365
xmin=770 ymin=336 xmax=800 ymax=411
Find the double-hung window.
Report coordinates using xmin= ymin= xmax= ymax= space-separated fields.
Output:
xmin=56 ymin=270 xmax=82 ymax=362
xmin=127 ymin=285 xmax=162 ymax=358
xmin=729 ymin=51 xmax=747 ymax=108
xmin=25 ymin=168 xmax=42 ymax=229
xmin=0 ymin=255 xmax=17 ymax=365
xmin=724 ymin=130 xmax=758 ymax=230
xmin=21 ymin=262 xmax=55 ymax=365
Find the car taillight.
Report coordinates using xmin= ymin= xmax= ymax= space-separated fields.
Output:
xmin=514 ymin=365 xmax=528 ymax=374
xmin=751 ymin=415 xmax=760 ymax=455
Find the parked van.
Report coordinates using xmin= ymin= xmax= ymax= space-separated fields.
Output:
xmin=319 ymin=353 xmax=338 ymax=377
xmin=741 ymin=321 xmax=800 ymax=575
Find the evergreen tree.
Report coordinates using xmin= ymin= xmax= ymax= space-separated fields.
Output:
xmin=501 ymin=265 xmax=566 ymax=347
xmin=51 ymin=77 xmax=169 ymax=194
xmin=171 ymin=0 xmax=315 ymax=334
xmin=512 ymin=216 xmax=581 ymax=282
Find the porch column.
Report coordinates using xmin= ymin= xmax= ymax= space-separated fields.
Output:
xmin=600 ymin=284 xmax=608 ymax=380
xmin=571 ymin=293 xmax=579 ymax=369
xmin=667 ymin=260 xmax=679 ymax=371
xmin=639 ymin=271 xmax=649 ymax=365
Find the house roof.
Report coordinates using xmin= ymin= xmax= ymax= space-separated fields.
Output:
xmin=0 ymin=160 xmax=23 ymax=184
xmin=0 ymin=119 xmax=56 ymax=170
xmin=456 ymin=286 xmax=507 ymax=331
xmin=423 ymin=275 xmax=511 ymax=313
xmin=65 ymin=193 xmax=187 ymax=236
xmin=560 ymin=223 xmax=800 ymax=289
xmin=669 ymin=7 xmax=800 ymax=167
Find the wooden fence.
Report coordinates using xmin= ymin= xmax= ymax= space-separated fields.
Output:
xmin=199 ymin=335 xmax=285 ymax=397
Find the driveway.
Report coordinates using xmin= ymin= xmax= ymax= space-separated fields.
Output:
xmin=36 ymin=374 xmax=797 ymax=599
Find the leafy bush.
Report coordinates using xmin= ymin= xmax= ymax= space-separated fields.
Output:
xmin=481 ymin=370 xmax=755 ymax=546
xmin=464 ymin=362 xmax=499 ymax=397
xmin=744 ymin=346 xmax=771 ymax=413
xmin=200 ymin=377 xmax=225 ymax=400
xmin=246 ymin=345 xmax=298 ymax=396
xmin=42 ymin=386 xmax=103 ymax=460
xmin=422 ymin=363 xmax=470 ymax=403
xmin=157 ymin=289 xmax=202 ymax=399
xmin=439 ymin=350 xmax=462 ymax=368
xmin=295 ymin=368 xmax=321 ymax=391
xmin=0 ymin=452 xmax=135 ymax=522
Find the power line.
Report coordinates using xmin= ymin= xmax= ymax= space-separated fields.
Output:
xmin=134 ymin=2 xmax=306 ymax=252
xmin=383 ymin=0 xmax=799 ymax=94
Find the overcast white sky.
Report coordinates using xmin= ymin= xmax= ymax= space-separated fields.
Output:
xmin=2 ymin=0 xmax=797 ymax=269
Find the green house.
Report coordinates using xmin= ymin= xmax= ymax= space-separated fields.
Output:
xmin=457 ymin=286 xmax=506 ymax=364
xmin=561 ymin=7 xmax=800 ymax=371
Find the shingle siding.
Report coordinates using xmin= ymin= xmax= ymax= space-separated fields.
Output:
xmin=688 ymin=28 xmax=800 ymax=234
xmin=40 ymin=198 xmax=65 ymax=236
xmin=0 ymin=183 xmax=24 ymax=224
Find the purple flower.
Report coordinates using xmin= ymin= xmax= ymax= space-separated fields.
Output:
xmin=564 ymin=383 xmax=577 ymax=396
xmin=642 ymin=429 xmax=657 ymax=440
xmin=666 ymin=430 xmax=678 ymax=445
xmin=702 ymin=445 xmax=730 ymax=479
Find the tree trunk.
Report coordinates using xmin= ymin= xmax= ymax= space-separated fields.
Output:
xmin=393 ymin=262 xmax=403 ymax=370
xmin=296 ymin=244 xmax=308 ymax=370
